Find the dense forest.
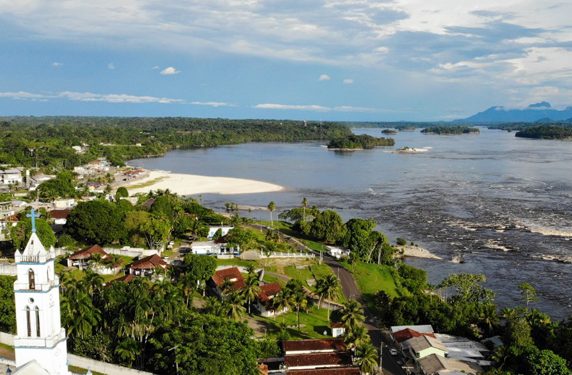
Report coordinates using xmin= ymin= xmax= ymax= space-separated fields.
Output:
xmin=327 ymin=134 xmax=395 ymax=149
xmin=421 ymin=126 xmax=480 ymax=135
xmin=488 ymin=122 xmax=572 ymax=132
xmin=515 ymin=125 xmax=572 ymax=140
xmin=0 ymin=117 xmax=351 ymax=171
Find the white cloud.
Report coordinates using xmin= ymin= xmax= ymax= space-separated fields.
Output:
xmin=151 ymin=65 xmax=160 ymax=70
xmin=255 ymin=103 xmax=375 ymax=113
xmin=191 ymin=101 xmax=235 ymax=107
xmin=160 ymin=66 xmax=180 ymax=75
xmin=319 ymin=74 xmax=331 ymax=81
xmin=107 ymin=63 xmax=115 ymax=70
xmin=59 ymin=91 xmax=183 ymax=103
xmin=0 ymin=91 xmax=51 ymax=101
xmin=52 ymin=62 xmax=63 ymax=68
xmin=343 ymin=78 xmax=354 ymax=85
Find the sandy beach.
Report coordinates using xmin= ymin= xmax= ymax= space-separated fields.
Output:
xmin=396 ymin=244 xmax=443 ymax=260
xmin=124 ymin=170 xmax=284 ymax=196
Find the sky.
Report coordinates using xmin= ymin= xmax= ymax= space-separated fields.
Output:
xmin=0 ymin=0 xmax=571 ymax=121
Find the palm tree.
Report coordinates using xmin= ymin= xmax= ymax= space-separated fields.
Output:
xmin=291 ymin=291 xmax=308 ymax=331
xmin=340 ymin=300 xmax=365 ymax=331
xmin=227 ymin=292 xmax=246 ymax=321
xmin=344 ymin=324 xmax=370 ymax=349
xmin=267 ymin=201 xmax=276 ymax=227
xmin=315 ymin=274 xmax=340 ymax=321
xmin=241 ymin=274 xmax=261 ymax=314
xmin=355 ymin=343 xmax=379 ymax=374
xmin=301 ymin=197 xmax=308 ymax=222
xmin=272 ymin=289 xmax=293 ymax=321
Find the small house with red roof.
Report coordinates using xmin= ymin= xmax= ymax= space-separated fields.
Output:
xmin=209 ymin=266 xmax=245 ymax=296
xmin=49 ymin=209 xmax=71 ymax=225
xmin=256 ymin=282 xmax=284 ymax=317
xmin=67 ymin=245 xmax=121 ymax=275
xmin=129 ymin=254 xmax=168 ymax=278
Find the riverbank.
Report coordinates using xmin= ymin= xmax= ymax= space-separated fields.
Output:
xmin=123 ymin=169 xmax=284 ymax=196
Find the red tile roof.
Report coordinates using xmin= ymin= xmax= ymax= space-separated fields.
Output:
xmin=50 ymin=209 xmax=71 ymax=220
xmin=211 ymin=267 xmax=245 ymax=290
xmin=130 ymin=254 xmax=168 ymax=270
xmin=392 ymin=328 xmax=436 ymax=343
xmin=113 ymin=274 xmax=136 ymax=283
xmin=283 ymin=339 xmax=346 ymax=353
xmin=258 ymin=282 xmax=281 ymax=303
xmin=284 ymin=352 xmax=352 ymax=368
xmin=288 ymin=368 xmax=360 ymax=375
xmin=68 ymin=245 xmax=109 ymax=261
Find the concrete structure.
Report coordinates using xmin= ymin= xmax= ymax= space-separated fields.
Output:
xmin=191 ymin=240 xmax=239 ymax=257
xmin=13 ymin=209 xmax=69 ymax=374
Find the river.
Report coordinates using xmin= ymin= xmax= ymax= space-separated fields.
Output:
xmin=130 ymin=127 xmax=572 ymax=320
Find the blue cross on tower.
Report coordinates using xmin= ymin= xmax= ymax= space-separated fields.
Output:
xmin=26 ymin=208 xmax=40 ymax=233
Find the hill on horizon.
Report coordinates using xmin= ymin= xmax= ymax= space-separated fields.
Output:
xmin=459 ymin=102 xmax=572 ymax=123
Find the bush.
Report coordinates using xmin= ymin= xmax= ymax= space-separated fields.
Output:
xmin=396 ymin=238 xmax=407 ymax=246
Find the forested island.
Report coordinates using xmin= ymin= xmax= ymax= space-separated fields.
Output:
xmin=0 ymin=117 xmax=351 ymax=171
xmin=381 ymin=129 xmax=398 ymax=135
xmin=421 ymin=126 xmax=480 ymax=135
xmin=515 ymin=125 xmax=572 ymax=140
xmin=327 ymin=134 xmax=395 ymax=150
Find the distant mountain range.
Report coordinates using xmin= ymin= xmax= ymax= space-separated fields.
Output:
xmin=459 ymin=102 xmax=572 ymax=123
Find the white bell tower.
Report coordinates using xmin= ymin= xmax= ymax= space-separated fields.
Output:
xmin=13 ymin=209 xmax=69 ymax=374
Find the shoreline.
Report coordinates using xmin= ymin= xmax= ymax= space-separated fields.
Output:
xmin=396 ymin=244 xmax=443 ymax=260
xmin=122 ymin=169 xmax=284 ymax=196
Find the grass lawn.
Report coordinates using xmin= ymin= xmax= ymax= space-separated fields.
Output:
xmin=342 ymin=261 xmax=400 ymax=298
xmin=216 ymin=258 xmax=257 ymax=268
xmin=255 ymin=306 xmax=332 ymax=339
xmin=302 ymin=239 xmax=328 ymax=253
xmin=68 ymin=365 xmax=104 ymax=375
xmin=0 ymin=342 xmax=14 ymax=353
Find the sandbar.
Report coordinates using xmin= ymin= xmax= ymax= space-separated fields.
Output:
xmin=124 ymin=170 xmax=284 ymax=196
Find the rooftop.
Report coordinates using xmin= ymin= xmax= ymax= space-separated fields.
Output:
xmin=49 ymin=209 xmax=71 ymax=220
xmin=418 ymin=354 xmax=482 ymax=375
xmin=393 ymin=328 xmax=436 ymax=343
xmin=258 ymin=282 xmax=281 ymax=303
xmin=284 ymin=352 xmax=352 ymax=368
xmin=283 ymin=339 xmax=346 ymax=354
xmin=211 ymin=267 xmax=245 ymax=290
xmin=130 ymin=254 xmax=168 ymax=270
xmin=68 ymin=244 xmax=109 ymax=261
xmin=403 ymin=335 xmax=447 ymax=354
xmin=391 ymin=324 xmax=434 ymax=334
xmin=288 ymin=367 xmax=360 ymax=375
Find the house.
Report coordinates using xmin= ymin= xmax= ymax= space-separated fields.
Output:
xmin=417 ymin=353 xmax=482 ymax=375
xmin=326 ymin=246 xmax=349 ymax=260
xmin=129 ymin=254 xmax=168 ymax=277
xmin=87 ymin=181 xmax=106 ymax=194
xmin=190 ymin=239 xmax=239 ymax=257
xmin=256 ymin=282 xmax=284 ymax=317
xmin=392 ymin=328 xmax=437 ymax=344
xmin=0 ymin=214 xmax=19 ymax=233
xmin=330 ymin=322 xmax=346 ymax=338
xmin=402 ymin=335 xmax=448 ymax=360
xmin=434 ymin=333 xmax=490 ymax=364
xmin=280 ymin=339 xmax=359 ymax=374
xmin=207 ymin=226 xmax=234 ymax=239
xmin=53 ymin=199 xmax=76 ymax=209
xmin=209 ymin=267 xmax=245 ymax=296
xmin=0 ymin=168 xmax=23 ymax=186
xmin=66 ymin=244 xmax=121 ymax=275
xmin=49 ymin=209 xmax=71 ymax=225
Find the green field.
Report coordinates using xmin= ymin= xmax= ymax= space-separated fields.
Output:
xmin=256 ymin=306 xmax=332 ymax=339
xmin=342 ymin=261 xmax=399 ymax=297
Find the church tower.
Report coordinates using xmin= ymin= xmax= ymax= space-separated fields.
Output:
xmin=13 ymin=209 xmax=69 ymax=374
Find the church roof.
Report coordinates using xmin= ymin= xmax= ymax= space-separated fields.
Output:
xmin=13 ymin=360 xmax=50 ymax=375
xmin=21 ymin=232 xmax=48 ymax=257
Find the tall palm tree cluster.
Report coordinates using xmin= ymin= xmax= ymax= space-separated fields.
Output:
xmin=338 ymin=300 xmax=379 ymax=374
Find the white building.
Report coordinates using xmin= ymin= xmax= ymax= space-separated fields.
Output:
xmin=207 ymin=226 xmax=233 ymax=240
xmin=0 ymin=168 xmax=23 ymax=186
xmin=13 ymin=210 xmax=69 ymax=375
xmin=327 ymin=246 xmax=349 ymax=259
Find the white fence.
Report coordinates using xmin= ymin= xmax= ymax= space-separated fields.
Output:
xmin=0 ymin=263 xmax=16 ymax=276
xmin=259 ymin=251 xmax=315 ymax=259
xmin=105 ymin=247 xmax=158 ymax=258
xmin=0 ymin=331 xmax=153 ymax=375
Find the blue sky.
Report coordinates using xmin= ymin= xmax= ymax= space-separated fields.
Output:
xmin=1 ymin=0 xmax=571 ymax=121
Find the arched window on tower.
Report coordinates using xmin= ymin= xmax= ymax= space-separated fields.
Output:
xmin=35 ymin=306 xmax=40 ymax=337
xmin=26 ymin=306 xmax=31 ymax=337
xmin=28 ymin=269 xmax=35 ymax=290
